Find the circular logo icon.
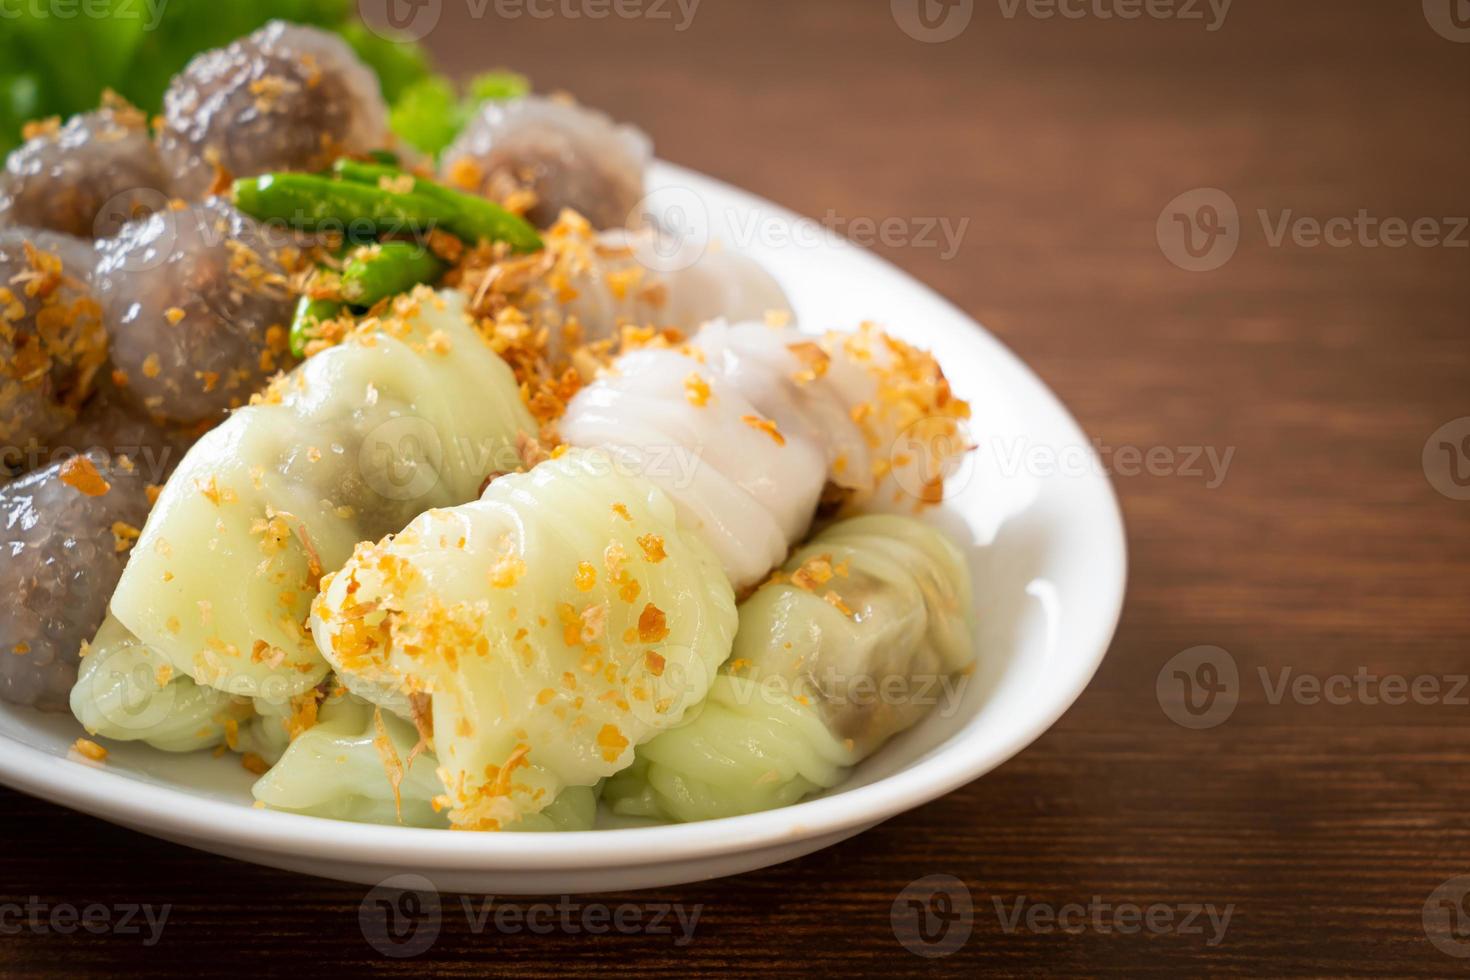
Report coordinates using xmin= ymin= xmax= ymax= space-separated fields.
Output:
xmin=626 ymin=185 xmax=712 ymax=274
xmin=74 ymin=647 xmax=181 ymax=735
xmin=1156 ymin=645 xmax=1239 ymax=730
xmin=891 ymin=0 xmax=975 ymax=43
xmin=360 ymin=415 xmax=446 ymax=504
xmin=1423 ymin=418 xmax=1470 ymax=501
xmin=359 ymin=874 xmax=442 ymax=958
xmin=1156 ymin=188 xmax=1240 ymax=272
xmin=92 ymin=187 xmax=171 ymax=241
xmin=358 ymin=0 xmax=444 ymax=42
xmin=1425 ymin=875 xmax=1470 ymax=957
xmin=1423 ymin=0 xmax=1470 ymax=42
xmin=888 ymin=416 xmax=976 ymax=504
xmin=626 ymin=644 xmax=713 ymax=730
xmin=891 ymin=874 xmax=973 ymax=957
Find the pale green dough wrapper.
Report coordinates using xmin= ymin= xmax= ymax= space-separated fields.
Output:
xmin=250 ymin=694 xmax=598 ymax=831
xmin=605 ymin=514 xmax=976 ymax=822
xmin=71 ymin=291 xmax=533 ymax=758
xmin=312 ymin=448 xmax=738 ymax=830
xmin=92 ymin=290 xmax=531 ymax=702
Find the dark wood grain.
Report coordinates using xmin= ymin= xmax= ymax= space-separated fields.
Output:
xmin=2 ymin=0 xmax=1467 ymax=975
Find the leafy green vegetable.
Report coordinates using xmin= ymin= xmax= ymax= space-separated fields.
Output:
xmin=0 ymin=0 xmax=431 ymax=154
xmin=468 ymin=70 xmax=530 ymax=103
xmin=388 ymin=76 xmax=465 ymax=158
xmin=336 ymin=21 xmax=432 ymax=103
xmin=0 ymin=2 xmax=532 ymax=162
xmin=387 ymin=70 xmax=534 ymax=157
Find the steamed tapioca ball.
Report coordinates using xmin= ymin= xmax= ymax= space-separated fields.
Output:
xmin=158 ymin=21 xmax=391 ymax=199
xmin=96 ymin=200 xmax=295 ymax=425
xmin=46 ymin=374 xmax=196 ymax=483
xmin=0 ymin=452 xmax=153 ymax=710
xmin=2 ymin=367 xmax=194 ymax=481
xmin=441 ymin=95 xmax=652 ymax=231
xmin=0 ymin=229 xmax=109 ymax=456
xmin=0 ymin=102 xmax=168 ymax=239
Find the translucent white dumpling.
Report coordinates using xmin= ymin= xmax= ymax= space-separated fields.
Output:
xmin=560 ymin=343 xmax=829 ymax=591
xmin=560 ymin=318 xmax=962 ymax=591
xmin=468 ymin=217 xmax=791 ymax=367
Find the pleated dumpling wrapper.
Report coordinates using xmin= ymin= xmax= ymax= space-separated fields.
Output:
xmin=311 ymin=448 xmax=738 ymax=830
xmin=77 ymin=291 xmax=533 ymax=747
xmin=251 ymin=693 xmax=599 ymax=831
xmin=604 ymin=514 xmax=976 ymax=822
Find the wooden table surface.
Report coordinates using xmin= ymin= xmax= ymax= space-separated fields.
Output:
xmin=4 ymin=1 xmax=1468 ymax=975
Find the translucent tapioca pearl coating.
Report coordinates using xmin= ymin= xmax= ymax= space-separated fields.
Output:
xmin=158 ymin=21 xmax=390 ymax=200
xmin=0 ymin=104 xmax=169 ymax=239
xmin=0 ymin=452 xmax=153 ymax=709
xmin=3 ymin=377 xmax=195 ymax=484
xmin=441 ymin=95 xmax=652 ymax=231
xmin=49 ymin=376 xmax=196 ymax=483
xmin=0 ymin=229 xmax=108 ymax=456
xmin=95 ymin=200 xmax=295 ymax=425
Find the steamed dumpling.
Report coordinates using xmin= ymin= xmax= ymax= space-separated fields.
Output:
xmin=250 ymin=693 xmax=598 ymax=831
xmin=158 ymin=22 xmax=390 ymax=199
xmin=70 ymin=617 xmax=281 ymax=757
xmin=604 ymin=515 xmax=975 ymax=822
xmin=0 ymin=229 xmax=108 ymax=452
xmin=0 ymin=101 xmax=167 ymax=238
xmin=560 ymin=341 xmax=830 ymax=591
xmin=1 ymin=453 xmax=151 ymax=709
xmin=81 ymin=291 xmax=533 ymax=709
xmin=311 ymin=448 xmax=737 ymax=830
xmin=560 ymin=319 xmax=964 ymax=591
xmin=467 ymin=217 xmax=791 ymax=367
xmin=441 ymin=95 xmax=651 ymax=230
xmin=95 ymin=200 xmax=296 ymax=425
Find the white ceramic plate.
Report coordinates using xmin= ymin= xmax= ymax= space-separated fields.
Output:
xmin=0 ymin=163 xmax=1126 ymax=893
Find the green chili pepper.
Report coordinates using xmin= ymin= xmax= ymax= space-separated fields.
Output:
xmin=237 ymin=170 xmax=542 ymax=253
xmin=233 ymin=173 xmax=443 ymax=239
xmin=329 ymin=159 xmax=543 ymax=253
xmin=289 ymin=296 xmax=343 ymax=359
xmin=340 ymin=241 xmax=448 ymax=307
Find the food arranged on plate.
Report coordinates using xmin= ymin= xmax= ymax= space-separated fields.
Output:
xmin=0 ymin=21 xmax=977 ymax=831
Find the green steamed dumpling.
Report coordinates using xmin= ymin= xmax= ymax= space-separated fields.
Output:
xmin=605 ymin=514 xmax=975 ymax=822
